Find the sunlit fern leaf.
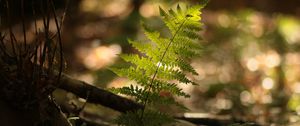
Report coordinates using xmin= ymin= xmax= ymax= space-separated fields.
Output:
xmin=111 ymin=67 xmax=150 ymax=86
xmin=110 ymin=85 xmax=147 ymax=103
xmin=128 ymin=39 xmax=154 ymax=56
xmin=111 ymin=2 xmax=207 ymax=125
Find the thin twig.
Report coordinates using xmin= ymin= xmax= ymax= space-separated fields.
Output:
xmin=49 ymin=0 xmax=64 ymax=87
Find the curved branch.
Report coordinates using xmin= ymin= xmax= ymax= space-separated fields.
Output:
xmin=58 ymin=73 xmax=144 ymax=113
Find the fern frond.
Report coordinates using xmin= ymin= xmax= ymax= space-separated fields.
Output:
xmin=111 ymin=2 xmax=207 ymax=125
xmin=111 ymin=67 xmax=150 ymax=86
xmin=155 ymin=67 xmax=192 ymax=84
xmin=128 ymin=39 xmax=153 ymax=55
xmin=156 ymin=82 xmax=190 ymax=98
xmin=110 ymin=85 xmax=147 ymax=103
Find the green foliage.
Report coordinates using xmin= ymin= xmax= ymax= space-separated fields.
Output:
xmin=111 ymin=2 xmax=207 ymax=126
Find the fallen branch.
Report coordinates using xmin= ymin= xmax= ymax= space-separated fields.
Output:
xmin=0 ymin=55 xmax=144 ymax=114
xmin=58 ymin=73 xmax=144 ymax=113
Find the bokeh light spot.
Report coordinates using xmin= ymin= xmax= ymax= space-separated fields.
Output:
xmin=262 ymin=77 xmax=274 ymax=90
xmin=247 ymin=58 xmax=259 ymax=71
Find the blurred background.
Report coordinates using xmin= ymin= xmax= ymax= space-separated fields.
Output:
xmin=30 ymin=0 xmax=300 ymax=125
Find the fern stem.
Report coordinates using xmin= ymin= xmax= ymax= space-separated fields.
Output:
xmin=140 ymin=17 xmax=189 ymax=120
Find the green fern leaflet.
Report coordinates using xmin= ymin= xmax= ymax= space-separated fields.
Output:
xmin=111 ymin=2 xmax=207 ymax=126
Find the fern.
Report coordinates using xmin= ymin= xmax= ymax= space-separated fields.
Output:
xmin=111 ymin=2 xmax=207 ymax=126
